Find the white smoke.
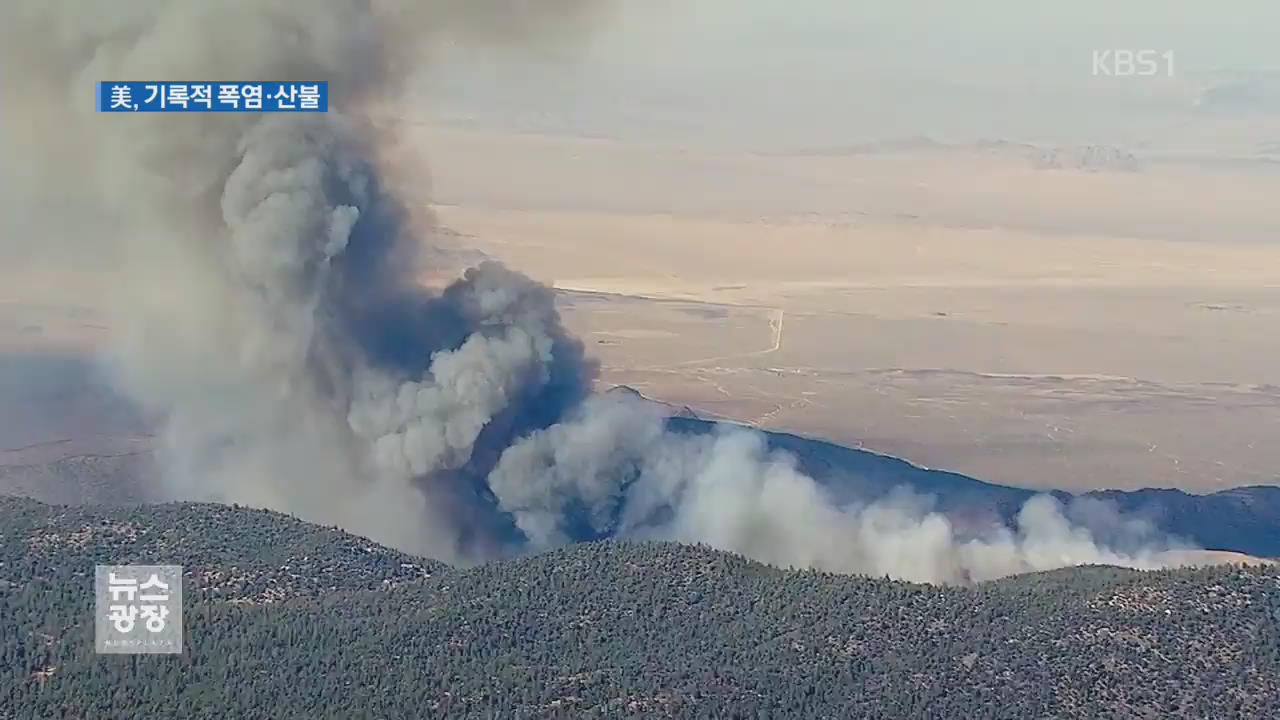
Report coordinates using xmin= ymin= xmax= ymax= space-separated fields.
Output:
xmin=489 ymin=392 xmax=1186 ymax=583
xmin=1 ymin=0 xmax=1196 ymax=582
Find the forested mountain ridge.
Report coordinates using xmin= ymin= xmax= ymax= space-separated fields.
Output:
xmin=1 ymin=495 xmax=442 ymax=603
xmin=3 ymin=498 xmax=1279 ymax=719
xmin=6 ymin=378 xmax=1280 ymax=559
xmin=669 ymin=413 xmax=1280 ymax=558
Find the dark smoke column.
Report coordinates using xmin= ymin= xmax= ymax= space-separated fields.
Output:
xmin=1 ymin=0 xmax=1191 ymax=582
xmin=0 ymin=0 xmax=601 ymax=563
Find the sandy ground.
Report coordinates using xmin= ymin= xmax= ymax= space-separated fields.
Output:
xmin=1161 ymin=550 xmax=1277 ymax=568
xmin=4 ymin=117 xmax=1278 ymax=496
xmin=410 ymin=124 xmax=1280 ymax=494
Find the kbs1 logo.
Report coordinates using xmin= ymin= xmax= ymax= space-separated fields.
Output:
xmin=1092 ymin=50 xmax=1176 ymax=77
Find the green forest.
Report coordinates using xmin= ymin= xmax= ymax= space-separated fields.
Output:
xmin=3 ymin=496 xmax=1278 ymax=719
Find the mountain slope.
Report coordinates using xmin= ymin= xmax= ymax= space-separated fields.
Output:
xmin=3 ymin=372 xmax=1278 ymax=558
xmin=1 ymin=496 xmax=442 ymax=602
xmin=668 ymin=414 xmax=1280 ymax=557
xmin=1087 ymin=485 xmax=1280 ymax=558
xmin=3 ymin=499 xmax=1279 ymax=719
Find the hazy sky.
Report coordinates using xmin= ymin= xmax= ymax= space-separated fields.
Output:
xmin=417 ymin=0 xmax=1280 ymax=149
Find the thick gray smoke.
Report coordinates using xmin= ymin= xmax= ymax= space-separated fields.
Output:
xmin=488 ymin=391 xmax=1187 ymax=583
xmin=2 ymin=0 xmax=1193 ymax=581
xmin=1 ymin=0 xmax=596 ymax=562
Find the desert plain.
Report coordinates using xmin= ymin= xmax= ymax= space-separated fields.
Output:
xmin=4 ymin=3 xmax=1280 ymax=499
xmin=406 ymin=119 xmax=1280 ymax=494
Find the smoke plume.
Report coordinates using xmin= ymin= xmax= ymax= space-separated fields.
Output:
xmin=487 ymin=391 xmax=1186 ymax=583
xmin=1 ymin=0 xmax=1192 ymax=581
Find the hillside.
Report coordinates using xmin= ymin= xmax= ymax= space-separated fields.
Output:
xmin=3 ymin=499 xmax=1279 ymax=719
xmin=668 ymin=414 xmax=1280 ymax=558
xmin=6 ymin=384 xmax=1280 ymax=560
xmin=0 ymin=496 xmax=443 ymax=603
xmin=5 ymin=364 xmax=1279 ymax=559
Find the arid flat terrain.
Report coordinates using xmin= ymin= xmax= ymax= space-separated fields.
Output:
xmin=5 ymin=93 xmax=1279 ymax=497
xmin=409 ymin=123 xmax=1280 ymax=493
